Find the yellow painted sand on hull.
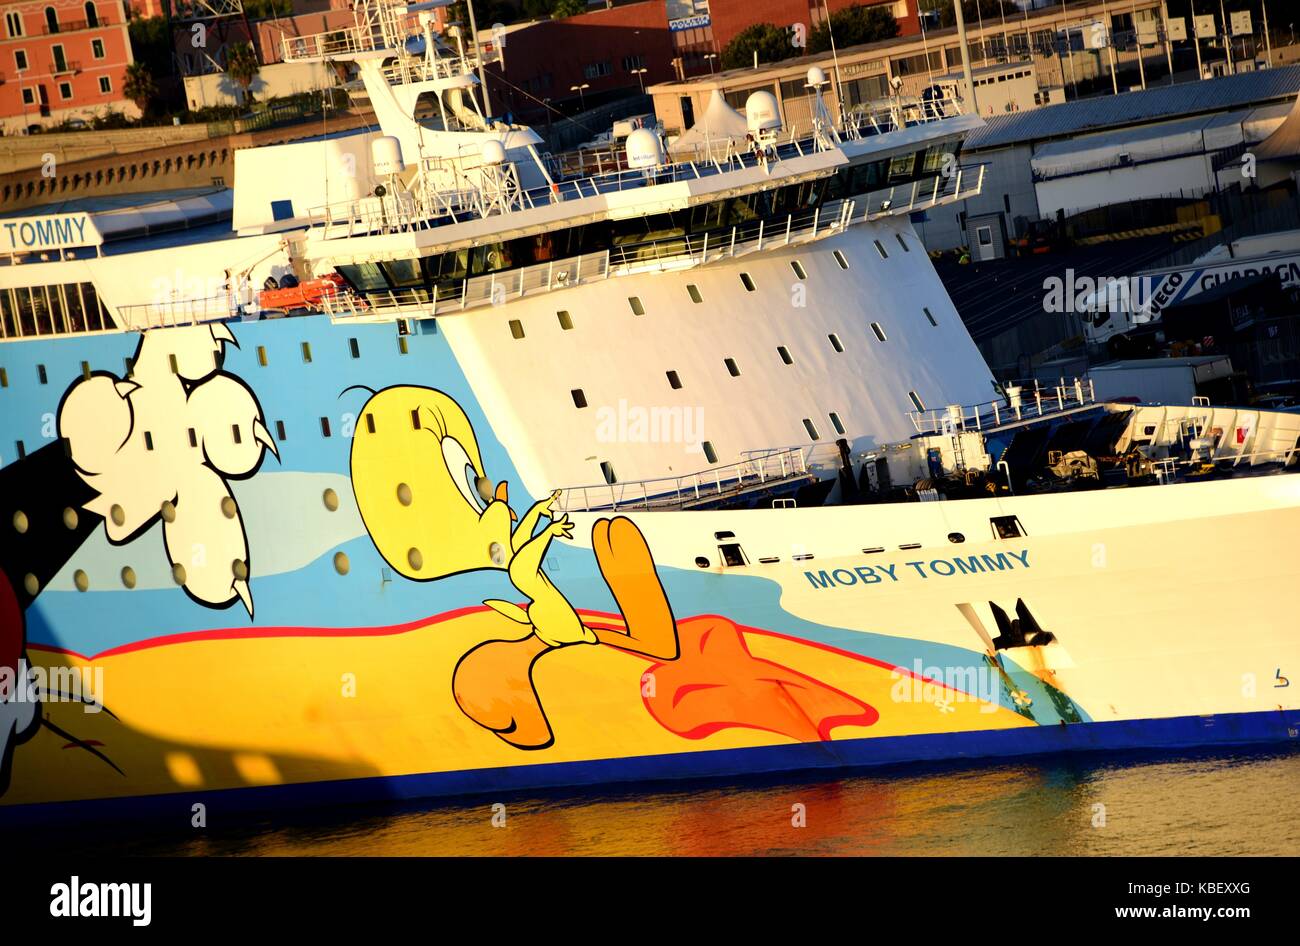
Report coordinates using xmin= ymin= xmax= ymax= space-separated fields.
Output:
xmin=4 ymin=610 xmax=1031 ymax=807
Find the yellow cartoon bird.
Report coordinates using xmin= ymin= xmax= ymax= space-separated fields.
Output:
xmin=350 ymin=385 xmax=679 ymax=750
xmin=349 ymin=384 xmax=595 ymax=647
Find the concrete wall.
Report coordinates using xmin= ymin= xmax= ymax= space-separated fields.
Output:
xmin=1034 ymin=154 xmax=1214 ymax=219
xmin=183 ymin=61 xmax=338 ymax=110
xmin=0 ymin=110 xmax=372 ymax=212
xmin=0 ymin=124 xmax=215 ymax=174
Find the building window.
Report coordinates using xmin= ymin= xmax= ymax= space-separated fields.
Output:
xmin=621 ymin=54 xmax=644 ymax=71
xmin=58 ymin=81 xmax=72 ymax=99
xmin=44 ymin=7 xmax=58 ymax=34
xmin=5 ymin=11 xmax=23 ymax=37
xmin=583 ymin=61 xmax=612 ymax=80
xmin=14 ymin=49 xmax=27 ymax=71
xmin=91 ymin=38 xmax=104 ymax=59
xmin=21 ymin=88 xmax=35 ymax=105
xmin=84 ymin=2 xmax=98 ymax=27
xmin=98 ymin=75 xmax=110 ymax=93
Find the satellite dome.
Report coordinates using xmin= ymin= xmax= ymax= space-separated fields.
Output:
xmin=625 ymin=127 xmax=664 ymax=170
xmin=481 ymin=139 xmax=507 ymax=165
xmin=806 ymin=66 xmax=827 ymax=88
xmin=745 ymin=91 xmax=781 ymax=134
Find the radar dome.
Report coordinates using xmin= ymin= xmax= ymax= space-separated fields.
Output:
xmin=625 ymin=127 xmax=664 ymax=170
xmin=745 ymin=91 xmax=781 ymax=134
xmin=806 ymin=66 xmax=827 ymax=88
xmin=371 ymin=136 xmax=405 ymax=176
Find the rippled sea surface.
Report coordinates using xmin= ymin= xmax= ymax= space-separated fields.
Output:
xmin=45 ymin=747 xmax=1300 ymax=857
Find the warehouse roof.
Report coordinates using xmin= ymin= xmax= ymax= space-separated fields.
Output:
xmin=965 ymin=66 xmax=1300 ymax=151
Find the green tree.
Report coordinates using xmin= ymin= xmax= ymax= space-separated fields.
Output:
xmin=808 ymin=4 xmax=899 ymax=54
xmin=224 ymin=42 xmax=261 ymax=106
xmin=122 ymin=62 xmax=158 ymax=116
xmin=551 ymin=0 xmax=586 ymax=18
xmin=127 ymin=16 xmax=172 ymax=77
xmin=721 ymin=23 xmax=797 ymax=70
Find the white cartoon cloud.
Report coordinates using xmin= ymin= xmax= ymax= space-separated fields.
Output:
xmin=57 ymin=324 xmax=277 ymax=617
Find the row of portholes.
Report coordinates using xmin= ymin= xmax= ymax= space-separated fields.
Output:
xmin=2 ymin=149 xmax=232 ymax=204
xmin=23 ymin=551 xmax=355 ymax=595
xmin=11 ymin=497 xmax=237 ymax=533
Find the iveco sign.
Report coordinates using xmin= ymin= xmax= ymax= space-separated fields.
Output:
xmin=1 ymin=213 xmax=103 ymax=253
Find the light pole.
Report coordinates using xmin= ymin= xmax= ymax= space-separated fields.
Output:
xmin=704 ymin=52 xmax=718 ymax=74
xmin=570 ymin=83 xmax=589 ymax=110
xmin=631 ymin=67 xmax=647 ymax=94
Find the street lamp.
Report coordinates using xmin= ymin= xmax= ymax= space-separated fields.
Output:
xmin=570 ymin=82 xmax=590 ymax=109
xmin=703 ymin=52 xmax=718 ymax=74
xmin=631 ymin=67 xmax=648 ymax=93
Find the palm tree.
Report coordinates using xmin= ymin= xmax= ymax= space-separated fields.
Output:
xmin=122 ymin=62 xmax=157 ymax=117
xmin=224 ymin=42 xmax=261 ymax=107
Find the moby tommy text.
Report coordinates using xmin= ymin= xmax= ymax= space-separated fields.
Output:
xmin=806 ymin=550 xmax=1030 ymax=589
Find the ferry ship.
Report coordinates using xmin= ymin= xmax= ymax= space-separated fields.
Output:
xmin=2 ymin=0 xmax=1299 ymax=826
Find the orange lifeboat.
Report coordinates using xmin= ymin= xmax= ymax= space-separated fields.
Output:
xmin=259 ymin=273 xmax=349 ymax=313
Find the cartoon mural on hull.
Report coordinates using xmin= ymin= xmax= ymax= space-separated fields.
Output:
xmin=349 ymin=385 xmax=888 ymax=750
xmin=1 ymin=331 xmax=1059 ymax=812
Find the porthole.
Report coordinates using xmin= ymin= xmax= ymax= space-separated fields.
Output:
xmin=948 ymin=532 xmax=965 ymax=543
xmin=323 ymin=488 xmax=340 ymax=511
xmin=333 ymin=551 xmax=350 ymax=575
xmin=694 ymin=556 xmax=710 ymax=568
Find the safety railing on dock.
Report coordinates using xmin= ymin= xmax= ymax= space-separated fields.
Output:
xmin=908 ymin=378 xmax=1098 ymax=435
xmin=554 ymin=446 xmax=811 ymax=514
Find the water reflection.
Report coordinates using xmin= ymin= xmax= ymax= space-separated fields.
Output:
xmin=41 ymin=747 xmax=1300 ymax=856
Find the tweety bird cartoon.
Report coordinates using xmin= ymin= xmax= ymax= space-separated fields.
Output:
xmin=349 ymin=385 xmax=679 ymax=750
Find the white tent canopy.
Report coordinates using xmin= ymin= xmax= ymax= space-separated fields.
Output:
xmin=1254 ymin=91 xmax=1300 ymax=162
xmin=668 ymin=90 xmax=749 ymax=160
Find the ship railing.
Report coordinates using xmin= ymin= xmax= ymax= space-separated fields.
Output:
xmin=554 ymin=446 xmax=811 ymax=514
xmin=858 ymin=164 xmax=985 ymax=219
xmin=323 ymin=252 xmax=613 ymax=319
xmin=383 ymin=52 xmax=480 ymax=85
xmin=325 ymin=197 xmax=864 ymax=320
xmin=908 ymin=377 xmax=1099 ymax=435
xmin=281 ymin=25 xmax=382 ymax=62
xmin=116 ymin=293 xmax=247 ymax=331
xmin=1150 ymin=445 xmax=1300 ymax=482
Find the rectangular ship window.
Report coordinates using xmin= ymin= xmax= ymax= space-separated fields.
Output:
xmin=871 ymin=322 xmax=887 ymax=342
xmin=687 ymin=284 xmax=703 ymax=304
xmin=740 ymin=273 xmax=756 ymax=292
xmin=802 ymin=419 xmax=820 ymax=440
xmin=924 ymin=307 xmax=937 ymax=327
xmin=628 ymin=297 xmax=645 ymax=316
xmin=908 ymin=391 xmax=925 ymax=411
xmin=725 ymin=358 xmax=741 ymax=377
xmin=777 ymin=346 xmax=793 ymax=365
xmin=571 ymin=389 xmax=587 ymax=408
xmin=666 ymin=371 xmax=682 ymax=389
xmin=509 ymin=320 xmax=525 ymax=339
